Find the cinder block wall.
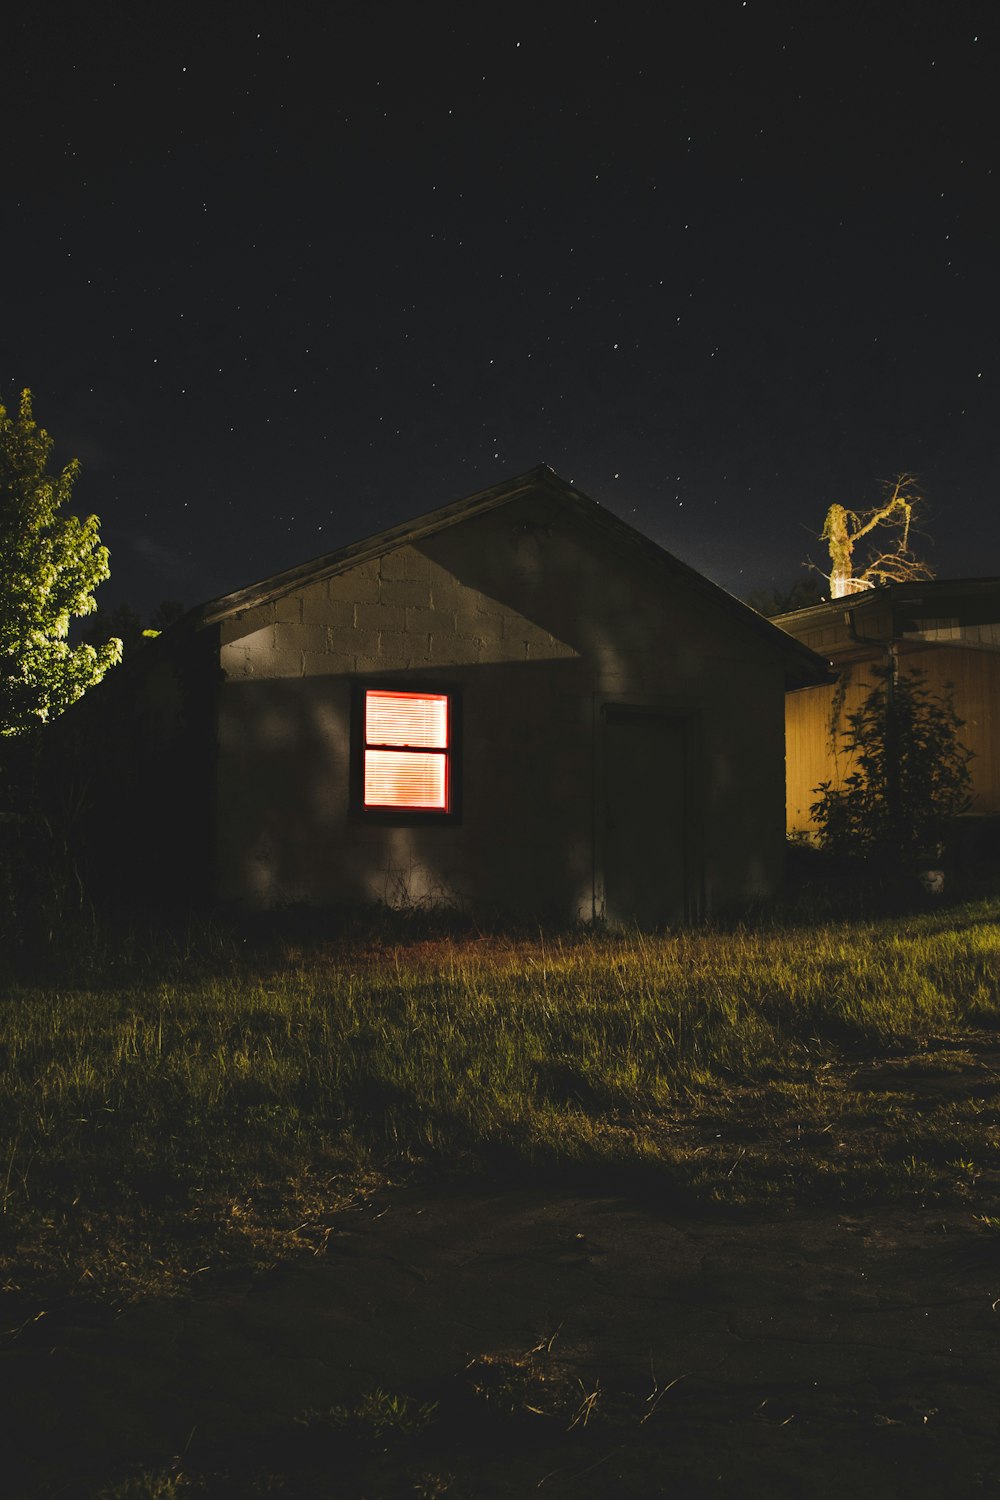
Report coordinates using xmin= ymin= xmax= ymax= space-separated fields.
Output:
xmin=215 ymin=493 xmax=787 ymax=920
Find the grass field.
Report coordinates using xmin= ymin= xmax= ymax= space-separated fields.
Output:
xmin=3 ymin=895 xmax=1000 ymax=1313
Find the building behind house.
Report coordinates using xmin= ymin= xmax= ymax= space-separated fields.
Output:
xmin=775 ymin=579 xmax=1000 ymax=843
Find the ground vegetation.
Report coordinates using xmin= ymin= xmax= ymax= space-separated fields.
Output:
xmin=3 ymin=902 xmax=999 ymax=1307
xmin=4 ymin=903 xmax=1000 ymax=1496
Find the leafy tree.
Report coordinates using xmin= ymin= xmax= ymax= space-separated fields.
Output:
xmin=810 ymin=665 xmax=973 ymax=866
xmin=0 ymin=390 xmax=121 ymax=734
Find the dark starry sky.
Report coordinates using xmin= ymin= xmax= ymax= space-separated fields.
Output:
xmin=4 ymin=5 xmax=998 ymax=617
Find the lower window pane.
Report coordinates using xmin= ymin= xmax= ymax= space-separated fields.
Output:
xmin=364 ymin=749 xmax=447 ymax=809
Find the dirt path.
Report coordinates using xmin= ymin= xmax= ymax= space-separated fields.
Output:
xmin=5 ymin=1183 xmax=1000 ymax=1498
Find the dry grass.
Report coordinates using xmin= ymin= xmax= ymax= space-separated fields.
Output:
xmin=2 ymin=898 xmax=999 ymax=1307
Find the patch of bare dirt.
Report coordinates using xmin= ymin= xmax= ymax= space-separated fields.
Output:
xmin=5 ymin=1046 xmax=1000 ymax=1497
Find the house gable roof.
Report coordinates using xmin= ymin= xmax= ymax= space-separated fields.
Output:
xmin=775 ymin=576 xmax=1000 ymax=631
xmin=775 ymin=578 xmax=1000 ymax=666
xmin=171 ymin=465 xmax=830 ymax=688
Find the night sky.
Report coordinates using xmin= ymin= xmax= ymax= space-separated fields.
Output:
xmin=4 ymin=6 xmax=998 ymax=619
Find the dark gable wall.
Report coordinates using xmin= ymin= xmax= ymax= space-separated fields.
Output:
xmin=214 ymin=492 xmax=787 ymax=921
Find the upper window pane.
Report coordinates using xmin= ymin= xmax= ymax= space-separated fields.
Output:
xmin=365 ymin=690 xmax=448 ymax=749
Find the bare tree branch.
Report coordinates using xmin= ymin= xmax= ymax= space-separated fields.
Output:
xmin=817 ymin=476 xmax=932 ymax=598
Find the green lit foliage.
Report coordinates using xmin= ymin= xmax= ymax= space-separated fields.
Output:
xmin=811 ymin=665 xmax=973 ymax=866
xmin=0 ymin=390 xmax=121 ymax=734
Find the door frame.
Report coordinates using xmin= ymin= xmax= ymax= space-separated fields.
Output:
xmin=593 ymin=693 xmax=705 ymax=926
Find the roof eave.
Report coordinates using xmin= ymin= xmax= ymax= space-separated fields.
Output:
xmin=156 ymin=464 xmax=831 ymax=686
xmin=193 ymin=467 xmax=553 ymax=629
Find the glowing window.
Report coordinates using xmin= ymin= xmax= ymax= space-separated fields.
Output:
xmin=363 ymin=690 xmax=450 ymax=810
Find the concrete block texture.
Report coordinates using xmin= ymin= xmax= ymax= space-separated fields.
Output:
xmin=222 ymin=644 xmax=304 ymax=680
xmin=378 ymin=549 xmax=408 ymax=580
xmin=430 ymin=635 xmax=480 ymax=665
xmin=502 ymin=613 xmax=555 ymax=644
xmin=274 ymin=594 xmax=304 ymax=624
xmin=379 ymin=631 xmax=433 ymax=668
xmin=220 ymin=644 xmax=255 ymax=680
xmin=221 ymin=627 xmax=283 ymax=679
xmin=474 ymin=637 xmax=527 ymax=665
xmin=403 ymin=548 xmax=432 ymax=580
xmin=347 ymin=630 xmax=382 ymax=659
xmin=302 ymin=594 xmax=353 ymax=627
xmin=273 ymin=624 xmax=331 ymax=656
xmin=428 ymin=575 xmax=465 ymax=611
xmin=355 ymin=602 xmax=404 ymax=634
xmin=352 ymin=653 xmax=383 ymax=674
xmin=403 ymin=645 xmax=435 ymax=668
xmin=332 ymin=561 xmax=380 ymax=604
xmin=453 ymin=609 xmax=486 ymax=640
xmin=379 ymin=578 xmax=433 ymax=608
xmin=302 ymin=651 xmax=355 ymax=677
xmin=404 ymin=605 xmax=442 ymax=635
xmin=220 ymin=603 xmax=275 ymax=647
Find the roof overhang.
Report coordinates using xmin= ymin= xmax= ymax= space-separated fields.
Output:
xmin=154 ymin=465 xmax=833 ymax=688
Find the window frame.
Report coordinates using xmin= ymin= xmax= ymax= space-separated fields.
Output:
xmin=350 ymin=680 xmax=462 ymax=824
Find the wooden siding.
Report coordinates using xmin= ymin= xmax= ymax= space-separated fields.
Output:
xmin=786 ymin=646 xmax=1000 ymax=833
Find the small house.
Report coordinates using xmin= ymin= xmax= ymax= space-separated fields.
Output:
xmin=64 ymin=467 xmax=826 ymax=925
xmin=775 ymin=578 xmax=1000 ymax=839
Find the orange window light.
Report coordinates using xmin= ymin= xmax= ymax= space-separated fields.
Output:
xmin=364 ymin=690 xmax=450 ymax=810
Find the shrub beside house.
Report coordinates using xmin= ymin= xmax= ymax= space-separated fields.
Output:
xmin=775 ymin=579 xmax=1000 ymax=855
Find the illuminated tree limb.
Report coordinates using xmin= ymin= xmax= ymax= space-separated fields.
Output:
xmin=817 ymin=476 xmax=934 ymax=599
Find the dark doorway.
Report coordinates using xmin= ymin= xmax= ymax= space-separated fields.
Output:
xmin=603 ymin=706 xmax=689 ymax=928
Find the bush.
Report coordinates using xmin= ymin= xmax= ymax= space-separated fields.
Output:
xmin=810 ymin=665 xmax=973 ymax=868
